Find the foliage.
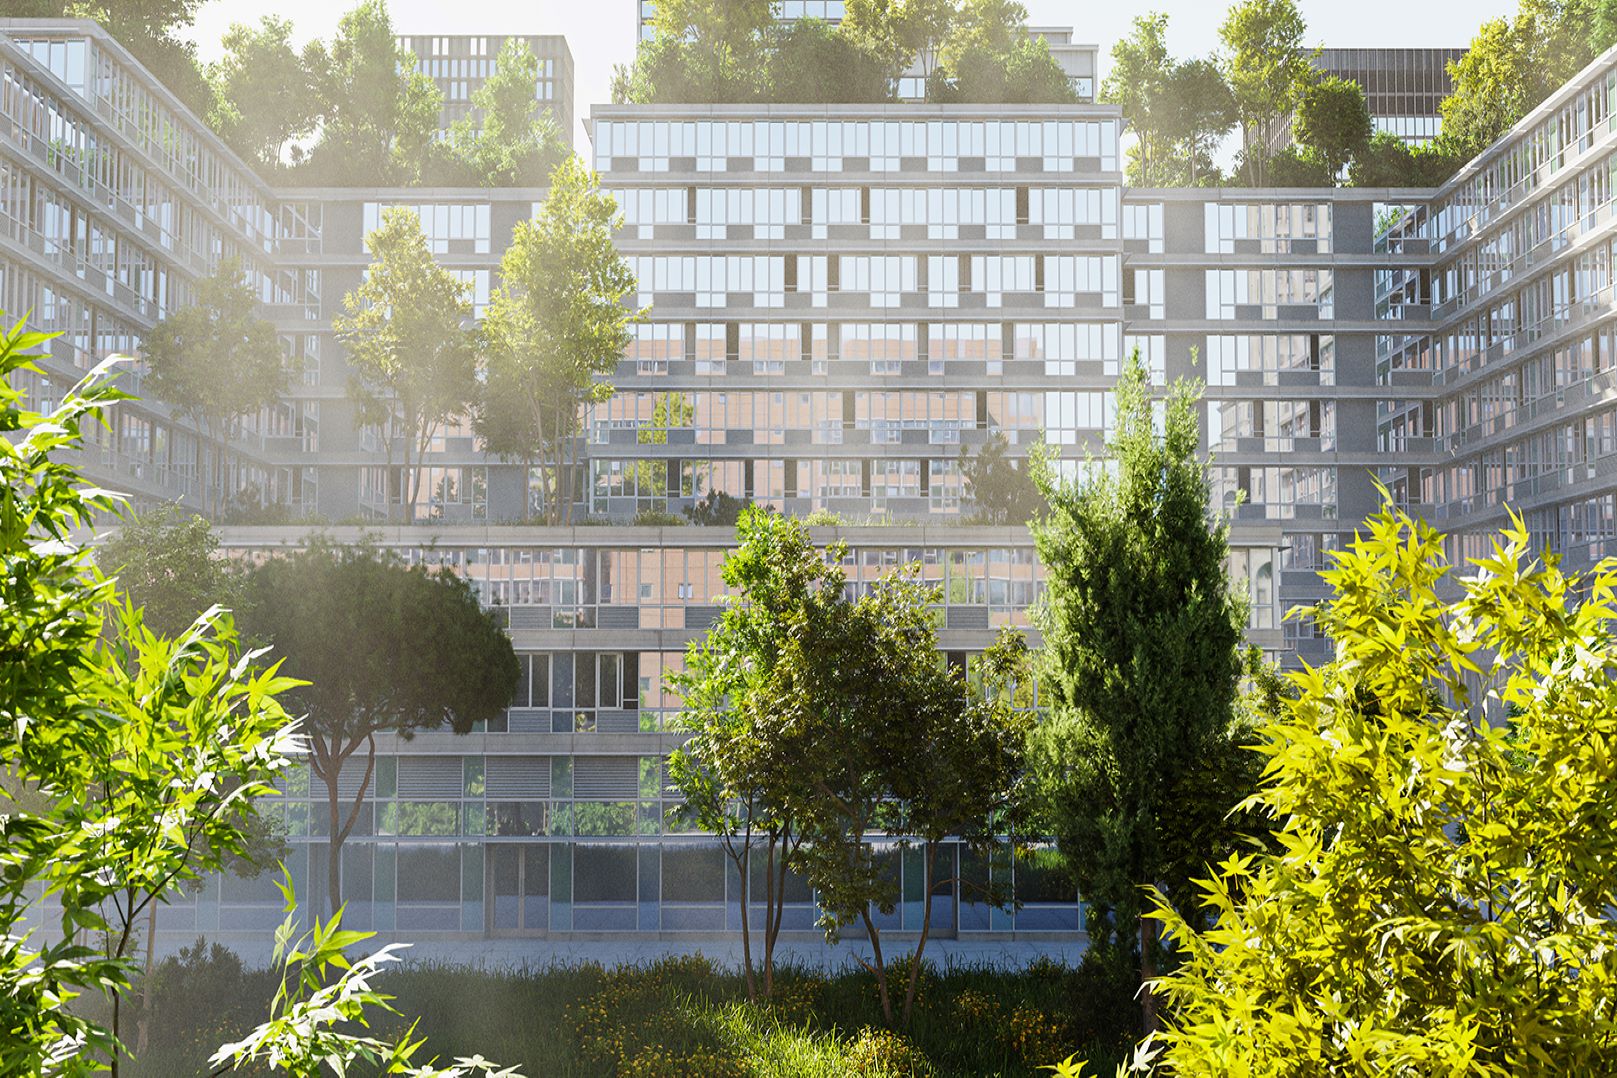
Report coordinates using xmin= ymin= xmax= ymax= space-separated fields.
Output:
xmin=444 ymin=38 xmax=569 ymax=186
xmin=668 ymin=508 xmax=844 ymax=1000
xmin=300 ymin=0 xmax=441 ymax=185
xmin=768 ymin=18 xmax=895 ymax=102
xmin=0 ymin=311 xmax=301 ymax=1074
xmin=478 ymin=156 xmax=640 ymax=525
xmin=1102 ymin=14 xmax=1172 ymax=187
xmin=131 ymin=953 xmax=1129 ymax=1077
xmin=684 ymin=490 xmax=753 ymax=527
xmin=621 ymin=0 xmax=1075 ymax=104
xmin=1159 ymin=58 xmax=1236 ymax=187
xmin=1437 ymin=0 xmax=1608 ymax=163
xmin=1263 ymin=144 xmax=1332 ymax=187
xmin=238 ymin=540 xmax=518 ymax=915
xmin=1150 ymin=503 xmax=1617 ymax=1075
xmin=335 ymin=206 xmax=476 ymax=524
xmin=1347 ymin=130 xmax=1461 ymax=188
xmin=960 ymin=432 xmax=1044 ymax=525
xmin=140 ymin=255 xmax=286 ymax=515
xmin=1219 ymin=0 xmax=1315 ymax=186
xmin=211 ymin=876 xmax=523 ymax=1077
xmin=94 ymin=503 xmax=234 ymax=638
xmin=206 ymin=16 xmax=321 ymax=170
xmin=1027 ymin=351 xmax=1247 ymax=1030
xmin=1291 ymin=75 xmax=1370 ymax=180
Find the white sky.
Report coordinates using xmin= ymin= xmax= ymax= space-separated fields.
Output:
xmin=184 ymin=0 xmax=1517 ymax=151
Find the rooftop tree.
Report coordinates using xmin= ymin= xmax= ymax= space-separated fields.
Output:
xmin=335 ymin=206 xmax=476 ymax=525
xmin=478 ymin=156 xmax=640 ymax=525
xmin=1219 ymin=0 xmax=1314 ymax=186
xmin=1102 ymin=13 xmax=1174 ymax=186
xmin=238 ymin=540 xmax=518 ymax=917
xmin=141 ymin=255 xmax=286 ymax=518
xmin=1292 ymin=74 xmax=1371 ymax=180
xmin=206 ymin=16 xmax=321 ymax=171
xmin=303 ymin=0 xmax=440 ymax=184
xmin=1027 ymin=351 xmax=1248 ymax=1032
xmin=446 ymin=38 xmax=569 ymax=186
xmin=1161 ymin=57 xmax=1237 ymax=186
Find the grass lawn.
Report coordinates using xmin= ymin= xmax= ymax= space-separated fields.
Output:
xmin=126 ymin=943 xmax=1139 ymax=1077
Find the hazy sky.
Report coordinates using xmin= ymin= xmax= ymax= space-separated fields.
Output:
xmin=184 ymin=0 xmax=1517 ymax=150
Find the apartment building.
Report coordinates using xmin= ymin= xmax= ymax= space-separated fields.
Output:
xmin=5 ymin=16 xmax=1617 ymax=952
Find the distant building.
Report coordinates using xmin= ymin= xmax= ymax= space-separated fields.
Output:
xmin=397 ymin=33 xmax=574 ymax=147
xmin=1271 ymin=46 xmax=1466 ymax=154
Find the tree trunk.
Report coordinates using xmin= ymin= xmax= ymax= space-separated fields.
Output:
xmin=135 ymin=897 xmax=159 ymax=1054
xmin=900 ymin=841 xmax=937 ymax=1028
xmin=1139 ymin=913 xmax=1159 ymax=1033
xmin=734 ymin=826 xmax=757 ymax=1002
xmin=317 ymin=735 xmax=378 ymax=917
xmin=861 ymin=907 xmax=894 ymax=1027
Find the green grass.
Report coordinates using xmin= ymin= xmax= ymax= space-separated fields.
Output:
xmin=126 ymin=945 xmax=1138 ymax=1077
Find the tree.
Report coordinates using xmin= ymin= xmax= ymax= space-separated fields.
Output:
xmin=668 ymin=507 xmax=843 ymax=1002
xmin=0 ymin=312 xmax=300 ymax=1075
xmin=1027 ymin=351 xmax=1246 ymax=1032
xmin=1292 ymin=75 xmax=1370 ymax=180
xmin=141 ymin=256 xmax=286 ymax=517
xmin=768 ymin=19 xmax=894 ymax=102
xmin=478 ymin=157 xmax=641 ymax=525
xmin=1150 ymin=503 xmax=1617 ymax=1075
xmin=303 ymin=0 xmax=441 ymax=184
xmin=959 ymin=432 xmax=1043 ymax=525
xmin=446 ymin=38 xmax=569 ymax=186
xmin=1161 ymin=58 xmax=1237 ymax=186
xmin=790 ymin=571 xmax=1029 ymax=1029
xmin=238 ymin=540 xmax=518 ymax=917
xmin=1264 ymin=144 xmax=1332 ymax=187
xmin=841 ymin=0 xmax=957 ymax=84
xmin=206 ymin=16 xmax=320 ymax=171
xmin=1102 ymin=14 xmax=1174 ymax=187
xmin=335 ymin=207 xmax=476 ymax=525
xmin=1348 ymin=130 xmax=1460 ymax=188
xmin=684 ymin=490 xmax=752 ymax=526
xmin=95 ymin=504 xmax=234 ymax=639
xmin=1218 ymin=0 xmax=1314 ymax=186
xmin=641 ymin=0 xmax=774 ymax=101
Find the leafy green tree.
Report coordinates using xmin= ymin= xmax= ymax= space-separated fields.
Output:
xmin=1264 ymin=143 xmax=1333 ymax=187
xmin=335 ymin=207 xmax=476 ymax=525
xmin=668 ymin=507 xmax=841 ymax=1001
xmin=1102 ymin=13 xmax=1174 ymax=187
xmin=95 ymin=504 xmax=234 ymax=639
xmin=1150 ymin=504 xmax=1617 ymax=1075
xmin=790 ymin=571 xmax=1030 ymax=1029
xmin=1218 ymin=0 xmax=1314 ymax=186
xmin=238 ymin=541 xmax=519 ymax=917
xmin=1027 ymin=351 xmax=1246 ymax=1032
xmin=303 ymin=0 xmax=441 ymax=184
xmin=1292 ymin=75 xmax=1371 ymax=179
xmin=959 ymin=432 xmax=1043 ymax=525
xmin=141 ymin=256 xmax=286 ymax=517
xmin=841 ymin=0 xmax=957 ymax=84
xmin=768 ymin=18 xmax=894 ymax=102
xmin=1161 ymin=58 xmax=1237 ymax=186
xmin=446 ymin=38 xmax=569 ymax=186
xmin=0 ymin=312 xmax=301 ymax=1075
xmin=206 ymin=16 xmax=320 ymax=171
xmin=1348 ymin=130 xmax=1461 ymax=187
xmin=638 ymin=0 xmax=775 ymax=101
xmin=478 ymin=157 xmax=640 ymax=525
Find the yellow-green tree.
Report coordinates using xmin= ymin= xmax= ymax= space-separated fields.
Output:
xmin=1149 ymin=504 xmax=1617 ymax=1074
